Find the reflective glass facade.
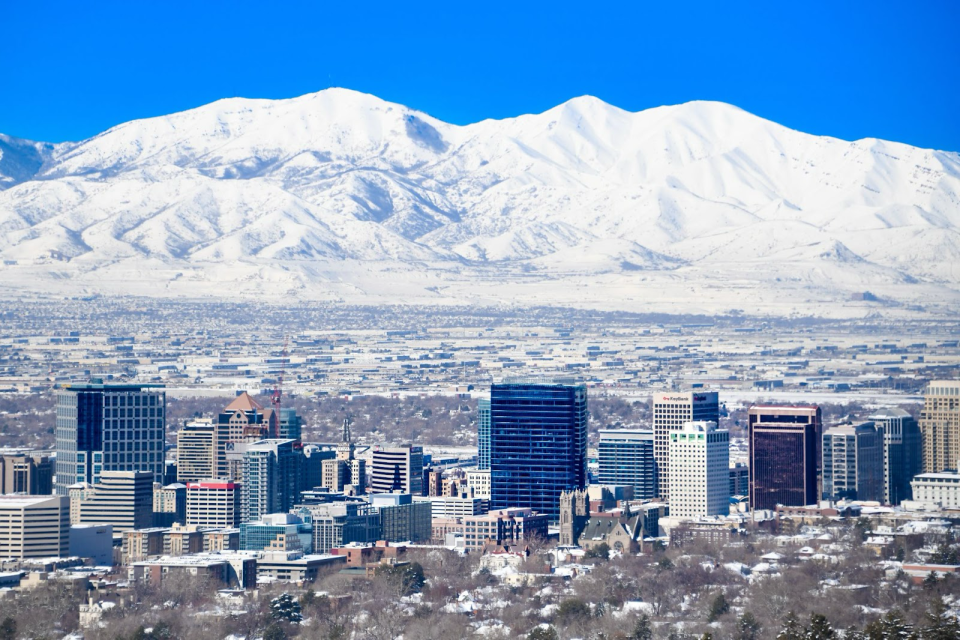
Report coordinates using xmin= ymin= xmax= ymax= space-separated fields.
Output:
xmin=822 ymin=422 xmax=883 ymax=502
xmin=279 ymin=408 xmax=303 ymax=441
xmin=478 ymin=398 xmax=491 ymax=470
xmin=748 ymin=406 xmax=820 ymax=510
xmin=870 ymin=408 xmax=922 ymax=504
xmin=598 ymin=429 xmax=656 ymax=499
xmin=240 ymin=439 xmax=299 ymax=523
xmin=55 ymin=383 xmax=166 ymax=496
xmin=489 ymin=381 xmax=587 ymax=522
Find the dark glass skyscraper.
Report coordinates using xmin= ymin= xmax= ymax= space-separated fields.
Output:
xmin=489 ymin=379 xmax=587 ymax=522
xmin=55 ymin=381 xmax=166 ymax=496
xmin=748 ymin=405 xmax=820 ymax=510
xmin=869 ymin=408 xmax=922 ymax=504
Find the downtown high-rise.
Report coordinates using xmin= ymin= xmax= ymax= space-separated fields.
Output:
xmin=597 ymin=428 xmax=656 ymax=499
xmin=870 ymin=408 xmax=922 ymax=504
xmin=55 ymin=381 xmax=166 ymax=496
xmin=748 ymin=405 xmax=821 ymax=510
xmin=652 ymin=390 xmax=719 ymax=500
xmin=370 ymin=445 xmax=423 ymax=495
xmin=488 ymin=379 xmax=587 ymax=522
xmin=668 ymin=421 xmax=730 ymax=518
xmin=918 ymin=380 xmax=960 ymax=473
xmin=822 ymin=422 xmax=883 ymax=502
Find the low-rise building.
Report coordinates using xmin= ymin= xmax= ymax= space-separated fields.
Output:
xmin=70 ymin=524 xmax=113 ymax=565
xmin=331 ymin=540 xmax=409 ymax=567
xmin=165 ymin=523 xmax=204 ymax=556
xmin=131 ymin=554 xmax=257 ymax=588
xmin=240 ymin=513 xmax=312 ymax=553
xmin=370 ymin=493 xmax=432 ymax=542
xmin=462 ymin=508 xmax=549 ymax=551
xmin=430 ymin=516 xmax=465 ymax=544
xmin=254 ymin=550 xmax=347 ymax=583
xmin=203 ymin=528 xmax=240 ymax=552
xmin=122 ymin=528 xmax=167 ymax=563
xmin=910 ymin=470 xmax=960 ymax=508
xmin=297 ymin=503 xmax=380 ymax=554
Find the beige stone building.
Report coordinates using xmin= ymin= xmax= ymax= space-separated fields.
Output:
xmin=918 ymin=380 xmax=960 ymax=472
xmin=0 ymin=495 xmax=69 ymax=558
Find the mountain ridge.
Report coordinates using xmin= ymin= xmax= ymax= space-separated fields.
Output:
xmin=1 ymin=88 xmax=959 ymax=318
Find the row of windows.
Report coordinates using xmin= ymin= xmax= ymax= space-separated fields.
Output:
xmin=104 ymin=408 xmax=162 ymax=418
xmin=104 ymin=429 xmax=163 ymax=441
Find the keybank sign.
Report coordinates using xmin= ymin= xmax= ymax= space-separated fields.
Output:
xmin=659 ymin=394 xmax=714 ymax=403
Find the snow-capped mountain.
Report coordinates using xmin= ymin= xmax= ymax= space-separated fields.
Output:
xmin=1 ymin=88 xmax=959 ymax=317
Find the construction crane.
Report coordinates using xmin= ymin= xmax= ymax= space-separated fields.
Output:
xmin=271 ymin=336 xmax=289 ymax=438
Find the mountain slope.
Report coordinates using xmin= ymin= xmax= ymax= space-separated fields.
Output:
xmin=1 ymin=88 xmax=958 ymax=317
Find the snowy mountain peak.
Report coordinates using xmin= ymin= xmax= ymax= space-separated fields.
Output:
xmin=0 ymin=90 xmax=958 ymax=316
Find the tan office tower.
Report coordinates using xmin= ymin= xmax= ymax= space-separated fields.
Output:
xmin=73 ymin=471 xmax=154 ymax=532
xmin=186 ymin=480 xmax=241 ymax=528
xmin=0 ymin=495 xmax=70 ymax=558
xmin=652 ymin=390 xmax=719 ymax=501
xmin=919 ymin=380 xmax=960 ymax=473
xmin=176 ymin=419 xmax=218 ymax=483
xmin=0 ymin=452 xmax=53 ymax=495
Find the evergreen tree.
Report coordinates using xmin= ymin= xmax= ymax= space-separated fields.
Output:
xmin=921 ymin=596 xmax=960 ymax=640
xmin=585 ymin=542 xmax=611 ymax=559
xmin=527 ymin=625 xmax=559 ymax=640
xmin=928 ymin=542 xmax=959 ymax=565
xmin=777 ymin=612 xmax=804 ymax=640
xmin=863 ymin=609 xmax=917 ymax=640
xmin=270 ymin=593 xmax=303 ymax=624
xmin=631 ymin=614 xmax=654 ymax=640
xmin=262 ymin=623 xmax=287 ymax=640
xmin=556 ymin=598 xmax=592 ymax=625
xmin=806 ymin=613 xmax=835 ymax=640
xmin=921 ymin=571 xmax=941 ymax=591
xmin=735 ymin=612 xmax=762 ymax=640
xmin=0 ymin=618 xmax=15 ymax=640
xmin=708 ymin=592 xmax=730 ymax=622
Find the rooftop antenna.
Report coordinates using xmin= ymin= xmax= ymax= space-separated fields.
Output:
xmin=342 ymin=416 xmax=352 ymax=444
xmin=271 ymin=335 xmax=289 ymax=438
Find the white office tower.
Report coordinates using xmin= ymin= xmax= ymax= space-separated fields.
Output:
xmin=668 ymin=421 xmax=730 ymax=518
xmin=653 ymin=391 xmax=719 ymax=500
xmin=370 ymin=445 xmax=423 ymax=495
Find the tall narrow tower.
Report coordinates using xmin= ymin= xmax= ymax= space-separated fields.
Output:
xmin=918 ymin=381 xmax=960 ymax=473
xmin=337 ymin=418 xmax=355 ymax=461
xmin=652 ymin=391 xmax=719 ymax=501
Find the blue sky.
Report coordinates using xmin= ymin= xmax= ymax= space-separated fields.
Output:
xmin=3 ymin=1 xmax=959 ymax=150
